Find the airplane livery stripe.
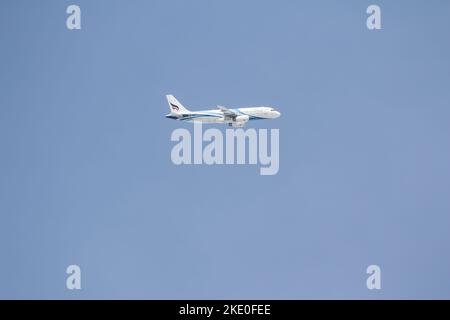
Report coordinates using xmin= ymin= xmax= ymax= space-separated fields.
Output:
xmin=180 ymin=113 xmax=223 ymax=121
xmin=235 ymin=109 xmax=266 ymax=120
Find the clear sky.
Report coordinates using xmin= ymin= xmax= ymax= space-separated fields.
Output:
xmin=1 ymin=0 xmax=450 ymax=299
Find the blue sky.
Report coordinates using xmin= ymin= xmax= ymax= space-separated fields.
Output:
xmin=1 ymin=0 xmax=450 ymax=299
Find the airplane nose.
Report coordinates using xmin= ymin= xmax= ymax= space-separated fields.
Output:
xmin=274 ymin=111 xmax=281 ymax=118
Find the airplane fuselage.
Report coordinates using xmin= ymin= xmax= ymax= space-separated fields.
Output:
xmin=165 ymin=95 xmax=280 ymax=128
xmin=166 ymin=107 xmax=280 ymax=124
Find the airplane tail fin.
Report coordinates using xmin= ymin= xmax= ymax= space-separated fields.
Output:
xmin=166 ymin=95 xmax=190 ymax=114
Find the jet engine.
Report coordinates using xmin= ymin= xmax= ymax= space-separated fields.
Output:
xmin=229 ymin=115 xmax=249 ymax=128
xmin=228 ymin=115 xmax=248 ymax=128
xmin=235 ymin=115 xmax=249 ymax=123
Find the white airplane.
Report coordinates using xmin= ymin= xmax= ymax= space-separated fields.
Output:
xmin=165 ymin=95 xmax=281 ymax=128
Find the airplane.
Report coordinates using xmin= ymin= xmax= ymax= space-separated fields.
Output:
xmin=165 ymin=95 xmax=281 ymax=128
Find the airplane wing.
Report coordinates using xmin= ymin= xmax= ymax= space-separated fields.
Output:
xmin=217 ymin=105 xmax=238 ymax=118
